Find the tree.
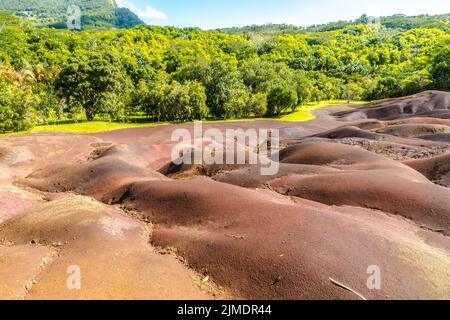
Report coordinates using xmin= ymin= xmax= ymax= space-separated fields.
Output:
xmin=54 ymin=54 xmax=130 ymax=121
xmin=341 ymin=82 xmax=364 ymax=101
xmin=133 ymin=73 xmax=207 ymax=122
xmin=241 ymin=60 xmax=299 ymax=115
xmin=220 ymin=40 xmax=257 ymax=61
xmin=400 ymin=71 xmax=432 ymax=96
xmin=366 ymin=77 xmax=401 ymax=100
xmin=266 ymin=80 xmax=298 ymax=116
xmin=293 ymin=70 xmax=314 ymax=107
xmin=241 ymin=60 xmax=278 ymax=92
xmin=166 ymin=80 xmax=208 ymax=121
xmin=0 ymin=80 xmax=35 ymax=133
xmin=247 ymin=93 xmax=268 ymax=117
xmin=184 ymin=81 xmax=209 ymax=120
xmin=222 ymin=86 xmax=251 ymax=119
xmin=135 ymin=71 xmax=171 ymax=121
xmin=1 ymin=12 xmax=450 ymax=132
xmin=430 ymin=41 xmax=450 ymax=90
xmin=176 ymin=58 xmax=249 ymax=119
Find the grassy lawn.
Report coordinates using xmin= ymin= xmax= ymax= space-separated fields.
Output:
xmin=0 ymin=121 xmax=169 ymax=137
xmin=1 ymin=100 xmax=366 ymax=136
xmin=277 ymin=100 xmax=366 ymax=121
xmin=206 ymin=100 xmax=366 ymax=123
xmin=31 ymin=121 xmax=169 ymax=133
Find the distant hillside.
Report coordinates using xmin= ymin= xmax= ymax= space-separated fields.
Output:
xmin=0 ymin=0 xmax=144 ymax=29
xmin=217 ymin=13 xmax=450 ymax=36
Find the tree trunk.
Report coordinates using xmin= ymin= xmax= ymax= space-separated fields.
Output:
xmin=85 ymin=109 xmax=95 ymax=121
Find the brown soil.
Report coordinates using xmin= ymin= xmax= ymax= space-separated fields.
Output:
xmin=404 ymin=153 xmax=450 ymax=187
xmin=333 ymin=91 xmax=450 ymax=120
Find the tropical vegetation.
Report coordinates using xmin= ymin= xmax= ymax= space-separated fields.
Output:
xmin=0 ymin=9 xmax=449 ymax=133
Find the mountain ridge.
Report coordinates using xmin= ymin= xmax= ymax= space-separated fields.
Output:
xmin=0 ymin=0 xmax=144 ymax=29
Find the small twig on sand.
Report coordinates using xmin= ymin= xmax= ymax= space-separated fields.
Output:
xmin=419 ymin=225 xmax=446 ymax=233
xmin=225 ymin=234 xmax=245 ymax=240
xmin=329 ymin=278 xmax=367 ymax=300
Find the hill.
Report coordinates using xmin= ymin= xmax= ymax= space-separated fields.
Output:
xmin=217 ymin=13 xmax=450 ymax=36
xmin=0 ymin=0 xmax=144 ymax=29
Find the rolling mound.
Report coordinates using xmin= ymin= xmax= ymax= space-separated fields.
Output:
xmin=23 ymin=154 xmax=167 ymax=199
xmin=1 ymin=93 xmax=450 ymax=300
xmin=307 ymin=116 xmax=450 ymax=161
xmin=214 ymin=163 xmax=339 ymax=188
xmin=314 ymin=124 xmax=448 ymax=145
xmin=418 ymin=133 xmax=450 ymax=142
xmin=0 ymin=146 xmax=34 ymax=165
xmin=376 ymin=124 xmax=450 ymax=138
xmin=404 ymin=153 xmax=450 ymax=187
xmin=0 ymin=196 xmax=217 ymax=300
xmin=269 ymin=170 xmax=450 ymax=233
xmin=0 ymin=185 xmax=43 ymax=223
xmin=333 ymin=91 xmax=450 ymax=121
xmin=0 ymin=163 xmax=17 ymax=183
xmin=99 ymin=177 xmax=450 ymax=299
xmin=215 ymin=140 xmax=450 ymax=233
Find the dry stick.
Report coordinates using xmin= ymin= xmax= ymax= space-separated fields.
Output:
xmin=329 ymin=278 xmax=367 ymax=301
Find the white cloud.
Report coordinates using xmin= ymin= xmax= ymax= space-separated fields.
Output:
xmin=116 ymin=0 xmax=167 ymax=20
xmin=136 ymin=6 xmax=167 ymax=19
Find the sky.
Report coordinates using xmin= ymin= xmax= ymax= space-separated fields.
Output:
xmin=115 ymin=0 xmax=450 ymax=29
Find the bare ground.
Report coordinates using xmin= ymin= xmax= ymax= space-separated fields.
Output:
xmin=0 ymin=91 xmax=449 ymax=300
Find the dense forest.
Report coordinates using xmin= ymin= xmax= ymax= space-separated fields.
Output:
xmin=218 ymin=13 xmax=450 ymax=35
xmin=0 ymin=0 xmax=143 ymax=29
xmin=0 ymin=10 xmax=449 ymax=133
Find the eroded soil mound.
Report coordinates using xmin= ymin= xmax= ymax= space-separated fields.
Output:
xmin=334 ymin=91 xmax=450 ymax=120
xmin=0 ymin=196 xmax=218 ymax=300
xmin=310 ymin=116 xmax=450 ymax=161
xmin=215 ymin=141 xmax=450 ymax=234
xmin=23 ymin=152 xmax=167 ymax=199
xmin=1 ymin=93 xmax=450 ymax=300
xmin=404 ymin=153 xmax=450 ymax=187
xmin=0 ymin=185 xmax=43 ymax=224
xmin=100 ymin=177 xmax=450 ymax=299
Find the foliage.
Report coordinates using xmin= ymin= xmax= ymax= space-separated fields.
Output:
xmin=1 ymin=100 xmax=366 ymax=137
xmin=0 ymin=10 xmax=449 ymax=133
xmin=0 ymin=79 xmax=35 ymax=132
xmin=430 ymin=37 xmax=450 ymax=90
xmin=0 ymin=0 xmax=143 ymax=29
xmin=54 ymin=53 xmax=131 ymax=121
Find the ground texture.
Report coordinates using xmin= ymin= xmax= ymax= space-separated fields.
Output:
xmin=0 ymin=91 xmax=449 ymax=300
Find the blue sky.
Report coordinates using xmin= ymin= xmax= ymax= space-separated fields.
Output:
xmin=116 ymin=0 xmax=450 ymax=29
